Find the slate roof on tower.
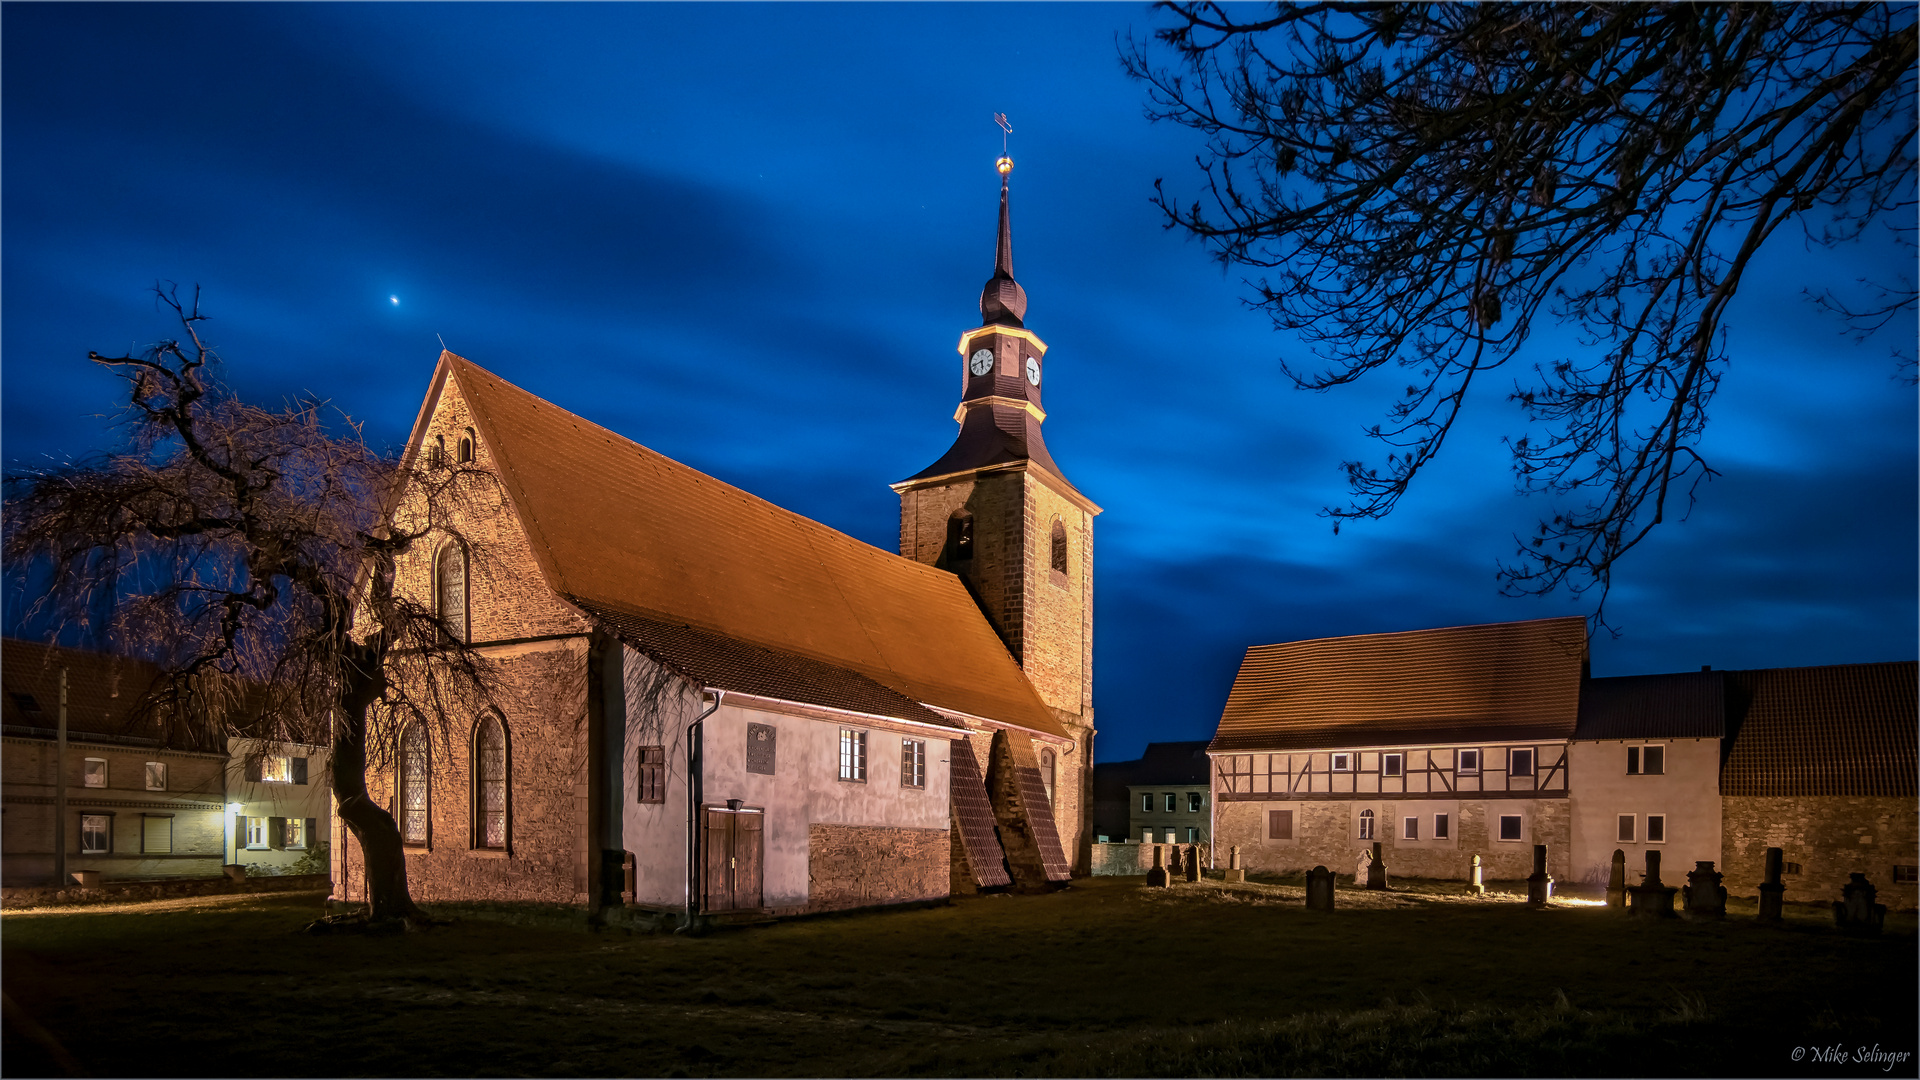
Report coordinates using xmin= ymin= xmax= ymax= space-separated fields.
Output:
xmin=414 ymin=352 xmax=1064 ymax=738
xmin=1209 ymin=617 xmax=1588 ymax=752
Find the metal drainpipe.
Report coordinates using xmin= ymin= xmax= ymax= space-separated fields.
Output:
xmin=681 ymin=689 xmax=723 ymax=931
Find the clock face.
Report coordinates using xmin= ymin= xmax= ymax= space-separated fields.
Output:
xmin=969 ymin=349 xmax=994 ymax=377
xmin=1025 ymin=356 xmax=1041 ymax=386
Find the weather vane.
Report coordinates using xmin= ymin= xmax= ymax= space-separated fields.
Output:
xmin=994 ymin=112 xmax=1013 ymax=175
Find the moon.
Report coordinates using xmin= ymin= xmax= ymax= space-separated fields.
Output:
xmin=390 ymin=295 xmax=400 ymax=305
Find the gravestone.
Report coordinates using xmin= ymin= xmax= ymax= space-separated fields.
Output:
xmin=1756 ymin=847 xmax=1786 ymax=924
xmin=1606 ymin=849 xmax=1628 ymax=912
xmin=1168 ymin=844 xmax=1184 ymax=879
xmin=1184 ymin=844 xmax=1201 ymax=883
xmin=1469 ymin=853 xmax=1485 ymax=895
xmin=1223 ymin=846 xmax=1246 ymax=884
xmin=1305 ymin=865 xmax=1336 ymax=911
xmin=1628 ymin=849 xmax=1677 ymax=918
xmin=1145 ymin=845 xmax=1170 ymax=888
xmin=1366 ymin=841 xmax=1389 ymax=890
xmin=1526 ymin=843 xmax=1554 ymax=907
xmin=1682 ymin=860 xmax=1728 ymax=920
xmin=1354 ymin=847 xmax=1372 ymax=885
xmin=1832 ymin=872 xmax=1887 ymax=935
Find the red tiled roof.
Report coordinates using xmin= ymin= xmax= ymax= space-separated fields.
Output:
xmin=1210 ymin=618 xmax=1587 ymax=752
xmin=429 ymin=353 xmax=1064 ymax=739
xmin=0 ymin=639 xmax=221 ymax=752
xmin=1720 ymin=662 xmax=1916 ymax=798
xmin=1576 ymin=671 xmax=1726 ymax=741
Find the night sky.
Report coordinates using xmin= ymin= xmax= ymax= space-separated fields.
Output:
xmin=5 ymin=4 xmax=1914 ymax=762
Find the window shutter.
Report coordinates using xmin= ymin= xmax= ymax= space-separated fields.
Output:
xmin=291 ymin=757 xmax=308 ymax=785
xmin=269 ymin=817 xmax=285 ymax=850
xmin=305 ymin=819 xmax=319 ymax=856
xmin=234 ymin=815 xmax=246 ymax=853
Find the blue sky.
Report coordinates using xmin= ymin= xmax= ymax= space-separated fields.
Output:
xmin=5 ymin=4 xmax=1914 ymax=762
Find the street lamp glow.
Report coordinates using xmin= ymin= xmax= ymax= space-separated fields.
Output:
xmin=225 ymin=802 xmax=243 ymax=815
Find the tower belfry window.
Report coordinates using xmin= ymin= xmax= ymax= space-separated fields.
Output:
xmin=1049 ymin=520 xmax=1068 ymax=581
xmin=946 ymin=510 xmax=974 ymax=564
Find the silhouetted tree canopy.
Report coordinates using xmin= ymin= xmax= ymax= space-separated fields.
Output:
xmin=1127 ymin=2 xmax=1916 ymax=617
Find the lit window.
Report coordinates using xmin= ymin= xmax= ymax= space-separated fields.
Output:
xmin=1458 ymin=749 xmax=1480 ymax=775
xmin=1510 ymin=748 xmax=1535 ymax=777
xmin=1164 ymin=793 xmax=1176 ymax=813
xmin=142 ymin=814 xmax=172 ymax=854
xmin=838 ymin=729 xmax=867 ymax=782
xmin=1402 ymin=816 xmax=1418 ymax=840
xmin=1499 ymin=814 xmax=1523 ymax=841
xmin=1163 ymin=829 xmax=1176 ymax=843
xmin=145 ymin=761 xmax=167 ymax=791
xmin=1434 ymin=813 xmax=1449 ymax=839
xmin=901 ymin=739 xmax=926 ymax=789
xmin=1642 ymin=746 xmax=1665 ymax=775
xmin=246 ymin=816 xmax=269 ymax=849
xmin=1618 ymin=814 xmax=1636 ymax=842
xmin=80 ymin=814 xmax=110 ymax=854
xmin=1331 ymin=753 xmax=1352 ymax=772
xmin=637 ymin=746 xmax=666 ymax=803
xmin=1140 ymin=793 xmax=1152 ymax=813
xmin=83 ymin=758 xmax=107 ymax=788
xmin=1040 ymin=748 xmax=1056 ymax=805
xmin=475 ymin=714 xmax=507 ymax=849
xmin=283 ymin=817 xmax=307 ymax=850
xmin=1187 ymin=792 xmax=1203 ymax=812
xmin=1646 ymin=815 xmax=1666 ymax=843
xmin=437 ymin=541 xmax=469 ymax=642
xmin=400 ymin=725 xmax=429 ymax=846
xmin=1357 ymin=808 xmax=1374 ymax=839
xmin=262 ymin=756 xmax=292 ymax=784
xmin=1382 ymin=753 xmax=1403 ymax=777
xmin=1268 ymin=809 xmax=1293 ymax=840
xmin=1142 ymin=827 xmax=1153 ymax=843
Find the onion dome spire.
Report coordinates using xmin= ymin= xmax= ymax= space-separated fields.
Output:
xmin=980 ymin=155 xmax=1027 ymax=329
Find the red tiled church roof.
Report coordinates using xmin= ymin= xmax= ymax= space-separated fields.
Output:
xmin=1209 ymin=618 xmax=1587 ymax=752
xmin=1719 ymin=661 xmax=1916 ymax=798
xmin=424 ymin=353 xmax=1064 ymax=738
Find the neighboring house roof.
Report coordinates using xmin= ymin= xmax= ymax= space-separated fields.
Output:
xmin=1210 ymin=617 xmax=1588 ymax=752
xmin=427 ymin=352 xmax=1065 ymax=739
xmin=1130 ymin=741 xmax=1212 ymax=786
xmin=0 ymin=639 xmax=219 ymax=752
xmin=1091 ymin=759 xmax=1138 ymax=803
xmin=1576 ymin=670 xmax=1726 ymax=741
xmin=1720 ymin=661 xmax=1916 ymax=798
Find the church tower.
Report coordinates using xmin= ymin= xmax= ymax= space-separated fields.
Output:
xmin=893 ymin=153 xmax=1099 ymax=869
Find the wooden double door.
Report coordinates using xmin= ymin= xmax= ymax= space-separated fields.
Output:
xmin=702 ymin=806 xmax=764 ymax=913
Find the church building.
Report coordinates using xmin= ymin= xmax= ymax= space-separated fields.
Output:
xmin=331 ymin=157 xmax=1095 ymax=918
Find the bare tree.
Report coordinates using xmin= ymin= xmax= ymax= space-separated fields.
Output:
xmin=4 ymin=287 xmax=499 ymax=926
xmin=1126 ymin=3 xmax=1916 ymax=619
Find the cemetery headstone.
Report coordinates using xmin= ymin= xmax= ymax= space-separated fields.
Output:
xmin=1306 ymin=865 xmax=1336 ymax=911
xmin=1628 ymin=848 xmax=1677 ymax=918
xmin=1184 ymin=844 xmax=1201 ymax=883
xmin=1224 ymin=845 xmax=1246 ymax=884
xmin=1832 ymin=872 xmax=1887 ymax=935
xmin=1366 ymin=841 xmax=1389 ymax=890
xmin=1469 ymin=853 xmax=1485 ymax=895
xmin=1145 ymin=844 xmax=1170 ymax=888
xmin=1527 ymin=843 xmax=1554 ymax=907
xmin=1606 ymin=849 xmax=1627 ymax=912
xmin=1756 ymin=847 xmax=1786 ymax=924
xmin=1354 ymin=847 xmax=1372 ymax=885
xmin=1683 ymin=860 xmax=1728 ymax=920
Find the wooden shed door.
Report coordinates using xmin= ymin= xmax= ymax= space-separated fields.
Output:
xmin=701 ymin=807 xmax=765 ymax=913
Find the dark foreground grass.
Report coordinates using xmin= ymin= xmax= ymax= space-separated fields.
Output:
xmin=3 ymin=876 xmax=1914 ymax=1078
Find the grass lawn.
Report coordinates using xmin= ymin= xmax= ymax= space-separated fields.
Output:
xmin=3 ymin=875 xmax=1914 ymax=1078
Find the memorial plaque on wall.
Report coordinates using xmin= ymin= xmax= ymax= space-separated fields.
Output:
xmin=746 ymin=723 xmax=777 ymax=774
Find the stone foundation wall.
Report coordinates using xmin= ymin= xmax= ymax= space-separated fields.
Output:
xmin=2 ymin=872 xmax=329 ymax=909
xmin=1090 ymin=841 xmax=1211 ymax=876
xmin=1722 ymin=795 xmax=1919 ymax=910
xmin=807 ymin=823 xmax=949 ymax=913
xmin=1214 ymin=798 xmax=1572 ymax=882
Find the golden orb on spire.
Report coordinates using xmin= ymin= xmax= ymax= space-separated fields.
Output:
xmin=995 ymin=155 xmax=1014 ymax=176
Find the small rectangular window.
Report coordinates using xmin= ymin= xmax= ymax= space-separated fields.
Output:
xmin=1618 ymin=814 xmax=1636 ymax=842
xmin=1330 ymin=753 xmax=1352 ymax=772
xmin=1434 ymin=813 xmax=1449 ymax=840
xmin=284 ymin=818 xmax=306 ymax=850
xmin=1642 ymin=746 xmax=1665 ymax=775
xmin=1142 ymin=827 xmax=1153 ymax=843
xmin=246 ymin=816 xmax=269 ymax=850
xmin=1185 ymin=827 xmax=1197 ymax=843
xmin=901 ymin=739 xmax=926 ymax=789
xmin=83 ymin=758 xmax=107 ymax=788
xmin=1510 ymin=748 xmax=1535 ymax=777
xmin=1646 ymin=815 xmax=1666 ymax=843
xmin=838 ymin=729 xmax=867 ymax=782
xmin=1268 ymin=809 xmax=1293 ymax=840
xmin=1626 ymin=746 xmax=1640 ymax=774
xmin=1382 ymin=753 xmax=1403 ymax=777
xmin=145 ymin=761 xmax=167 ymax=791
xmin=80 ymin=814 xmax=110 ymax=854
xmin=1187 ymin=791 xmax=1203 ymax=812
xmin=142 ymin=815 xmax=172 ymax=854
xmin=262 ymin=756 xmax=292 ymax=784
xmin=1164 ymin=793 xmax=1176 ymax=813
xmin=1892 ymin=865 xmax=1918 ymax=884
xmin=1498 ymin=814 xmax=1523 ymax=841
xmin=1164 ymin=829 xmax=1177 ymax=844
xmin=1457 ymin=749 xmax=1480 ymax=775
xmin=1403 ymin=816 xmax=1419 ymax=840
xmin=637 ymin=746 xmax=666 ymax=803
xmin=1783 ymin=861 xmax=1802 ymax=876
xmin=1141 ymin=793 xmax=1152 ymax=813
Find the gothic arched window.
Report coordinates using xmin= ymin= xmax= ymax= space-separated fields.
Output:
xmin=1041 ymin=747 xmax=1057 ymax=806
xmin=473 ymin=713 xmax=508 ymax=850
xmin=457 ymin=428 xmax=475 ymax=464
xmin=399 ymin=724 xmax=429 ymax=846
xmin=437 ymin=541 xmax=469 ymax=642
xmin=429 ymin=434 xmax=446 ymax=469
xmin=1049 ymin=519 xmax=1069 ymax=579
xmin=946 ymin=510 xmax=974 ymax=564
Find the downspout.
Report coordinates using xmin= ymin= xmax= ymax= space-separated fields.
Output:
xmin=680 ymin=689 xmax=723 ymax=932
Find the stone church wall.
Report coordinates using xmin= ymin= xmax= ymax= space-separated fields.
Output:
xmin=1721 ymin=795 xmax=1918 ymax=910
xmin=805 ymin=823 xmax=949 ymax=913
xmin=1214 ymin=798 xmax=1572 ymax=883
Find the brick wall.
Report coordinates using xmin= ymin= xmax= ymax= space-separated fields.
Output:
xmin=1090 ymin=841 xmax=1211 ymax=876
xmin=806 ymin=823 xmax=949 ymax=913
xmin=1722 ymin=795 xmax=1919 ymax=910
xmin=1214 ymin=798 xmax=1573 ymax=882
